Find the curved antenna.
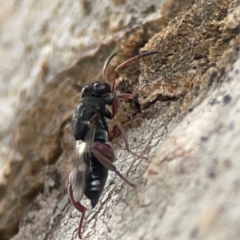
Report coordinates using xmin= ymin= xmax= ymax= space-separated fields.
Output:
xmin=112 ymin=51 xmax=159 ymax=92
xmin=102 ymin=52 xmax=117 ymax=83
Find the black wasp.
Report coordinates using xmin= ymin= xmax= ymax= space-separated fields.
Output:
xmin=68 ymin=51 xmax=159 ymax=237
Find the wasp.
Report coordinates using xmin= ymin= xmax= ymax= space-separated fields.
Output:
xmin=68 ymin=51 xmax=159 ymax=237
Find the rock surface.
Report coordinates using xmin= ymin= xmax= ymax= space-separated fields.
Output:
xmin=0 ymin=0 xmax=239 ymax=239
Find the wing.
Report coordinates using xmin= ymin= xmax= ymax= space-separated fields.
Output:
xmin=69 ymin=113 xmax=98 ymax=202
xmin=69 ymin=140 xmax=87 ymax=202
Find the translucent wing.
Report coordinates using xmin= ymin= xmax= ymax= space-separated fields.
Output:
xmin=69 ymin=140 xmax=87 ymax=202
xmin=69 ymin=114 xmax=97 ymax=202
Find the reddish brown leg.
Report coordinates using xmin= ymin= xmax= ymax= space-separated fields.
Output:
xmin=109 ymin=95 xmax=119 ymax=119
xmin=110 ymin=84 xmax=146 ymax=119
xmin=68 ymin=184 xmax=87 ymax=238
xmin=117 ymin=85 xmax=146 ymax=99
xmin=110 ymin=51 xmax=159 ymax=118
xmin=110 ymin=124 xmax=148 ymax=160
xmin=92 ymin=141 xmax=135 ymax=187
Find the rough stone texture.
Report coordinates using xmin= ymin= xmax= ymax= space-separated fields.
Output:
xmin=0 ymin=0 xmax=239 ymax=240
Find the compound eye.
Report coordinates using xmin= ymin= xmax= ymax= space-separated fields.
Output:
xmin=93 ymin=82 xmax=111 ymax=94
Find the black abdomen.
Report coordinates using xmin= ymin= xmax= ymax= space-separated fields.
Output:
xmin=84 ymin=154 xmax=108 ymax=208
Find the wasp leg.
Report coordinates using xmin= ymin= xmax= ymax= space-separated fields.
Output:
xmin=117 ymin=85 xmax=146 ymax=99
xmin=109 ymin=51 xmax=159 ymax=119
xmin=110 ymin=85 xmax=146 ymax=120
xmin=110 ymin=95 xmax=119 ymax=119
xmin=109 ymin=124 xmax=148 ymax=160
xmin=92 ymin=142 xmax=135 ymax=187
xmin=68 ymin=184 xmax=87 ymax=238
